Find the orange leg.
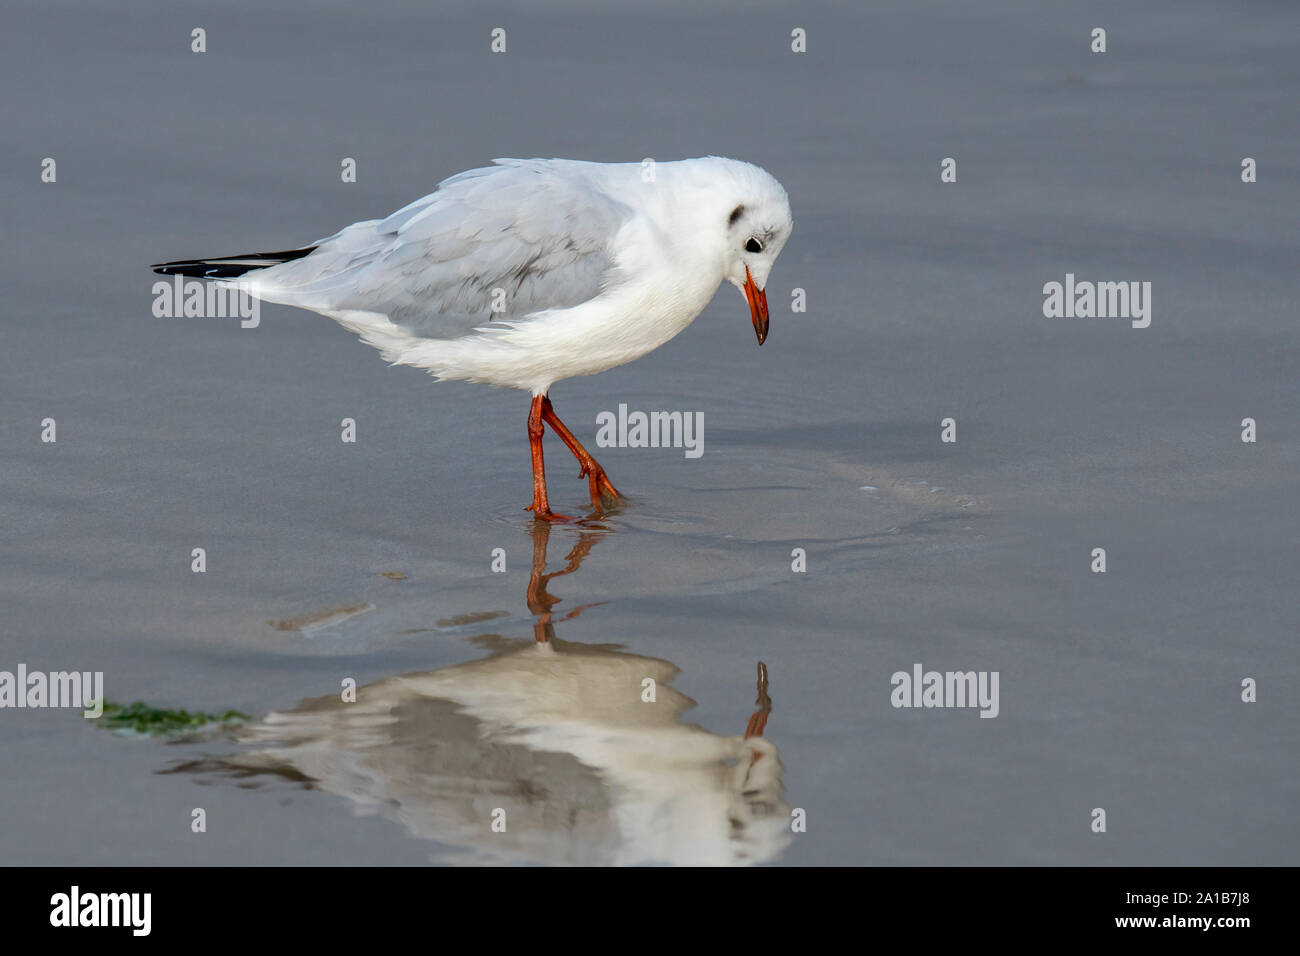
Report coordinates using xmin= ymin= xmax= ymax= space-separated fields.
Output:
xmin=525 ymin=396 xmax=570 ymax=522
xmin=541 ymin=396 xmax=623 ymax=510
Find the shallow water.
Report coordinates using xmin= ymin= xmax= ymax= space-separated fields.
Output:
xmin=1 ymin=0 xmax=1297 ymax=865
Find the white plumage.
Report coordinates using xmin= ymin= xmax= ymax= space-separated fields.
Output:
xmin=238 ymin=157 xmax=793 ymax=394
xmin=155 ymin=156 xmax=793 ymax=515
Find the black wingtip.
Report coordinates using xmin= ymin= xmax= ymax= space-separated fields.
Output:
xmin=150 ymin=246 xmax=317 ymax=279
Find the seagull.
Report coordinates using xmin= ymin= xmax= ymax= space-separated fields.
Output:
xmin=153 ymin=157 xmax=793 ymax=520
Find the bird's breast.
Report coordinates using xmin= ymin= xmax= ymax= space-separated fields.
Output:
xmin=506 ymin=273 xmax=720 ymax=381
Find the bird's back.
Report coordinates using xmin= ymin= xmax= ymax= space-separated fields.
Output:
xmin=245 ymin=159 xmax=635 ymax=336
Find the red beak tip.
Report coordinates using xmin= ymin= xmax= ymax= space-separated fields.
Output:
xmin=743 ymin=268 xmax=769 ymax=347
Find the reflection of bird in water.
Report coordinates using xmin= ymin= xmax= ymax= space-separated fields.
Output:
xmin=176 ymin=523 xmax=790 ymax=865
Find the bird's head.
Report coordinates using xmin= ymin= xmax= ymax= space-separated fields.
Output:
xmin=719 ymin=173 xmax=792 ymax=346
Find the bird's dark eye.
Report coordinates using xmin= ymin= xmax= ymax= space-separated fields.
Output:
xmin=745 ymin=238 xmax=763 ymax=254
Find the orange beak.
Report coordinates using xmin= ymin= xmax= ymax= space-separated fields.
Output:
xmin=743 ymin=266 xmax=769 ymax=345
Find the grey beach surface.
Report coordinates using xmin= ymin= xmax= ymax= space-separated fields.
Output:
xmin=1 ymin=0 xmax=1297 ymax=864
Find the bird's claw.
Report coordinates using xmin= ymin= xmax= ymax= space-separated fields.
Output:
xmin=525 ymin=504 xmax=576 ymax=523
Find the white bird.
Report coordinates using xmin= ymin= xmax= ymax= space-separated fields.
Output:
xmin=153 ymin=157 xmax=793 ymax=519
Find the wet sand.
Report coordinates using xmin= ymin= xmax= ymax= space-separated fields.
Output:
xmin=1 ymin=0 xmax=1297 ymax=864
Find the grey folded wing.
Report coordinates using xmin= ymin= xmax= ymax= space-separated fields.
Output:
xmin=252 ymin=159 xmax=634 ymax=339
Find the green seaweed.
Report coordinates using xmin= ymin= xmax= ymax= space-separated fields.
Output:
xmin=93 ymin=700 xmax=248 ymax=737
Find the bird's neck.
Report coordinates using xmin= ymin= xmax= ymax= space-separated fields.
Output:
xmin=624 ymin=166 xmax=732 ymax=278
